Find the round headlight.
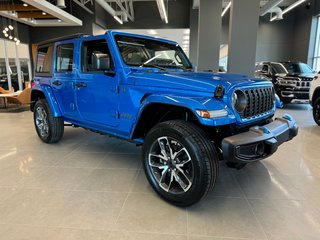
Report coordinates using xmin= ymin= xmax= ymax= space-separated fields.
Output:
xmin=232 ymin=90 xmax=247 ymax=113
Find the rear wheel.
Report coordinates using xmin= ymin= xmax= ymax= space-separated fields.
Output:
xmin=33 ymin=99 xmax=64 ymax=143
xmin=313 ymin=97 xmax=320 ymax=126
xmin=142 ymin=120 xmax=218 ymax=207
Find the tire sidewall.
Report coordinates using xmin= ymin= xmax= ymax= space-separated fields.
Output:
xmin=33 ymin=99 xmax=52 ymax=143
xmin=313 ymin=97 xmax=320 ymax=126
xmin=142 ymin=124 xmax=211 ymax=206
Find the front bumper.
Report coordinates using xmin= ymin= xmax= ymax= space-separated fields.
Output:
xmin=222 ymin=114 xmax=298 ymax=163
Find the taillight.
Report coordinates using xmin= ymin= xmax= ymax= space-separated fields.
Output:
xmin=31 ymin=81 xmax=35 ymax=87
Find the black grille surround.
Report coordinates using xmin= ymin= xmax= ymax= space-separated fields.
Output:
xmin=238 ymin=87 xmax=275 ymax=119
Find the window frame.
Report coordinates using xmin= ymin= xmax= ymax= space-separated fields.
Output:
xmin=80 ymin=38 xmax=114 ymax=74
xmin=34 ymin=43 xmax=54 ymax=77
xmin=55 ymin=42 xmax=75 ymax=73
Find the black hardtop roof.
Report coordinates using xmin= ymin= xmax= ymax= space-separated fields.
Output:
xmin=37 ymin=33 xmax=91 ymax=47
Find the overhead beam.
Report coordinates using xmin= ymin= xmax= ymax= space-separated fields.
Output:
xmin=114 ymin=0 xmax=134 ymax=21
xmin=17 ymin=12 xmax=55 ymax=19
xmin=0 ymin=4 xmax=37 ymax=11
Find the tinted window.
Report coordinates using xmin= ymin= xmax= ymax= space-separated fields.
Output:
xmin=283 ymin=63 xmax=300 ymax=74
xmin=81 ymin=39 xmax=113 ymax=72
xmin=270 ymin=63 xmax=287 ymax=74
xmin=36 ymin=45 xmax=53 ymax=73
xmin=56 ymin=43 xmax=74 ymax=72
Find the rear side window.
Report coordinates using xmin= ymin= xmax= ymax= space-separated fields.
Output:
xmin=56 ymin=43 xmax=74 ymax=72
xmin=36 ymin=45 xmax=53 ymax=73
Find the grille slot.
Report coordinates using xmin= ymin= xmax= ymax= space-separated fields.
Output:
xmin=241 ymin=87 xmax=274 ymax=119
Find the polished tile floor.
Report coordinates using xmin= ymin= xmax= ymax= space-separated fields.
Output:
xmin=0 ymin=104 xmax=320 ymax=240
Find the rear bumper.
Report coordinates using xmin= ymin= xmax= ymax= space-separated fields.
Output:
xmin=222 ymin=114 xmax=298 ymax=163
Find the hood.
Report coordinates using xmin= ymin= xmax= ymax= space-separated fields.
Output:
xmin=129 ymin=71 xmax=271 ymax=93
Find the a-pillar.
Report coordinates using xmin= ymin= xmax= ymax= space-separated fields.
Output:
xmin=189 ymin=8 xmax=198 ymax=67
xmin=197 ymin=0 xmax=222 ymax=72
xmin=227 ymin=0 xmax=260 ymax=76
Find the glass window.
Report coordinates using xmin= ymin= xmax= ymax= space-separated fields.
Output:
xmin=313 ymin=16 xmax=320 ymax=71
xmin=0 ymin=39 xmax=7 ymax=89
xmin=36 ymin=45 xmax=53 ymax=73
xmin=82 ymin=39 xmax=113 ymax=72
xmin=115 ymin=35 xmax=192 ymax=70
xmin=270 ymin=63 xmax=288 ymax=74
xmin=56 ymin=43 xmax=74 ymax=72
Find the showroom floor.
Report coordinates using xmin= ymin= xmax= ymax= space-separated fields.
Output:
xmin=0 ymin=104 xmax=320 ymax=240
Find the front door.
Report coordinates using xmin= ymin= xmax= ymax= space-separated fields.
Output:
xmin=76 ymin=38 xmax=119 ymax=127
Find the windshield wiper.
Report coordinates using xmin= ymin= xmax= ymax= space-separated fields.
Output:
xmin=139 ymin=64 xmax=167 ymax=71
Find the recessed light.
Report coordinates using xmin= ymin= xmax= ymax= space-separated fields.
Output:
xmin=23 ymin=3 xmax=28 ymax=7
xmin=2 ymin=30 xmax=6 ymax=34
xmin=184 ymin=29 xmax=190 ymax=34
xmin=14 ymin=37 xmax=17 ymax=41
xmin=58 ymin=19 xmax=62 ymax=22
xmin=8 ymin=25 xmax=13 ymax=30
xmin=16 ymin=40 xmax=20 ymax=45
xmin=4 ymin=33 xmax=8 ymax=37
xmin=9 ymin=36 xmax=13 ymax=40
xmin=5 ymin=27 xmax=9 ymax=31
xmin=42 ymin=12 xmax=47 ymax=15
xmin=147 ymin=30 xmax=157 ymax=35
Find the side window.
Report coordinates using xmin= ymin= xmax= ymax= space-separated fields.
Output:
xmin=36 ymin=45 xmax=53 ymax=73
xmin=82 ymin=39 xmax=113 ymax=72
xmin=56 ymin=43 xmax=74 ymax=72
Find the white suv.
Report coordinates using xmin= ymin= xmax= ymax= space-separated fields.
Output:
xmin=310 ymin=74 xmax=320 ymax=125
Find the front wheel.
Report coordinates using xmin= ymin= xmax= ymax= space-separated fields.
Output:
xmin=142 ymin=120 xmax=218 ymax=207
xmin=313 ymin=97 xmax=320 ymax=126
xmin=33 ymin=99 xmax=64 ymax=143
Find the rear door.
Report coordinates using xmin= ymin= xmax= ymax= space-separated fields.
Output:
xmin=51 ymin=41 xmax=77 ymax=119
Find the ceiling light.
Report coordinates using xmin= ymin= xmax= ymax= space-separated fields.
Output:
xmin=184 ymin=29 xmax=190 ymax=34
xmin=147 ymin=30 xmax=157 ymax=35
xmin=4 ymin=33 xmax=8 ymax=37
xmin=23 ymin=3 xmax=28 ymax=7
xmin=8 ymin=25 xmax=13 ymax=30
xmin=183 ymin=35 xmax=190 ymax=40
xmin=9 ymin=36 xmax=13 ymax=40
xmin=2 ymin=30 xmax=6 ymax=34
xmin=221 ymin=1 xmax=231 ymax=17
xmin=156 ymin=0 xmax=168 ymax=24
xmin=16 ymin=40 xmax=20 ymax=45
xmin=5 ymin=27 xmax=9 ymax=31
xmin=114 ymin=16 xmax=123 ymax=24
xmin=58 ymin=19 xmax=62 ymax=22
xmin=14 ymin=37 xmax=17 ymax=41
xmin=270 ymin=0 xmax=305 ymax=21
xmin=42 ymin=12 xmax=47 ymax=15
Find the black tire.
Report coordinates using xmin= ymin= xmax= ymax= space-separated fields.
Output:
xmin=280 ymin=97 xmax=292 ymax=104
xmin=142 ymin=120 xmax=218 ymax=207
xmin=313 ymin=97 xmax=320 ymax=126
xmin=33 ymin=99 xmax=64 ymax=143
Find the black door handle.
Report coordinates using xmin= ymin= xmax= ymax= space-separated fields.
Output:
xmin=76 ymin=82 xmax=87 ymax=88
xmin=52 ymin=80 xmax=62 ymax=86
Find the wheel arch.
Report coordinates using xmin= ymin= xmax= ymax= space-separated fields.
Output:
xmin=31 ymin=87 xmax=62 ymax=117
xmin=131 ymin=102 xmax=201 ymax=140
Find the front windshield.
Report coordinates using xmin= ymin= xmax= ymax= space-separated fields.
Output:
xmin=115 ymin=35 xmax=192 ymax=70
xmin=283 ymin=62 xmax=313 ymax=74
xmin=271 ymin=63 xmax=287 ymax=74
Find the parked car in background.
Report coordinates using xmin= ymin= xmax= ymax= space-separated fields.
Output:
xmin=31 ymin=32 xmax=298 ymax=206
xmin=255 ymin=61 xmax=317 ymax=104
xmin=309 ymin=73 xmax=320 ymax=125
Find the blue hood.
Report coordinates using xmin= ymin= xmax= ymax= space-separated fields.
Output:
xmin=130 ymin=71 xmax=272 ymax=93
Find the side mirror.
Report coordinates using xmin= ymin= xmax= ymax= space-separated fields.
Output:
xmin=95 ymin=54 xmax=111 ymax=71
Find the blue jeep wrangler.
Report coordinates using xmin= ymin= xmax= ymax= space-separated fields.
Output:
xmin=31 ymin=31 xmax=298 ymax=206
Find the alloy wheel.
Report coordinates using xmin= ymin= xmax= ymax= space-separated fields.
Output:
xmin=35 ymin=106 xmax=49 ymax=138
xmin=148 ymin=136 xmax=194 ymax=194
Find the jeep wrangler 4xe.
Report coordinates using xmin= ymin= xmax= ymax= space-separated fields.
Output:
xmin=31 ymin=31 xmax=298 ymax=206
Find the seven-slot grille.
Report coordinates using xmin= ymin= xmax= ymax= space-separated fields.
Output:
xmin=240 ymin=87 xmax=274 ymax=119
